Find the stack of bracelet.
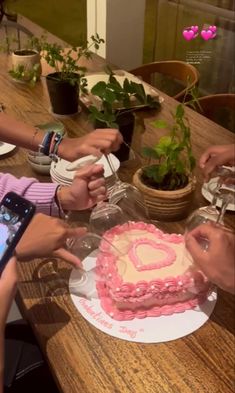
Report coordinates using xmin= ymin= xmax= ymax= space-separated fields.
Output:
xmin=38 ymin=131 xmax=63 ymax=161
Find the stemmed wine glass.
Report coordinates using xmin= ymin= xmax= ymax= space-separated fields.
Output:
xmin=89 ymin=200 xmax=125 ymax=235
xmin=105 ymin=154 xmax=150 ymax=222
xmin=68 ymin=232 xmax=126 ymax=299
xmin=185 ymin=170 xmax=234 ymax=250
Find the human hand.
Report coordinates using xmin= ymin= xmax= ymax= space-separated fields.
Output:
xmin=16 ymin=214 xmax=87 ymax=266
xmin=58 ymin=129 xmax=123 ymax=161
xmin=57 ymin=164 xmax=106 ymax=211
xmin=0 ymin=257 xmax=18 ymax=331
xmin=185 ymin=223 xmax=235 ymax=293
xmin=199 ymin=144 xmax=235 ymax=182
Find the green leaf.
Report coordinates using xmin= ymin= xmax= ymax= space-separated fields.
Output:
xmin=143 ymin=165 xmax=160 ymax=180
xmin=142 ymin=147 xmax=160 ymax=159
xmin=175 ymin=160 xmax=185 ymax=174
xmin=146 ymin=95 xmax=160 ymax=109
xmin=158 ymin=136 xmax=172 ymax=147
xmin=91 ymin=81 xmax=107 ymax=97
xmin=151 ymin=119 xmax=168 ymax=128
xmin=154 ymin=146 xmax=165 ymax=156
xmin=123 ymin=78 xmax=132 ymax=92
xmin=158 ymin=162 xmax=168 ymax=178
xmin=176 ymin=104 xmax=184 ymax=118
xmin=103 ymin=89 xmax=116 ymax=104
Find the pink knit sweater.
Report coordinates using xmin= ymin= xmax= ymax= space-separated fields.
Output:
xmin=0 ymin=173 xmax=59 ymax=216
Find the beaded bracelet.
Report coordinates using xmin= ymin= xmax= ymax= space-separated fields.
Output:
xmin=38 ymin=131 xmax=64 ymax=161
xmin=49 ymin=133 xmax=64 ymax=162
xmin=38 ymin=131 xmax=54 ymax=155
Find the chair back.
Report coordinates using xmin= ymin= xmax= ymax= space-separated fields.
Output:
xmin=0 ymin=20 xmax=33 ymax=53
xmin=197 ymin=94 xmax=235 ymax=132
xmin=129 ymin=60 xmax=199 ymax=101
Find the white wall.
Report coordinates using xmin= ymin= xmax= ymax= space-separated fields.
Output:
xmin=87 ymin=0 xmax=146 ymax=70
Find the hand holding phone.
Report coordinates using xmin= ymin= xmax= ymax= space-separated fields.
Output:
xmin=0 ymin=192 xmax=35 ymax=274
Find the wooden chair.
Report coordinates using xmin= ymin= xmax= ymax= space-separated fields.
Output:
xmin=0 ymin=20 xmax=33 ymax=53
xmin=196 ymin=94 xmax=235 ymax=132
xmin=129 ymin=60 xmax=200 ymax=101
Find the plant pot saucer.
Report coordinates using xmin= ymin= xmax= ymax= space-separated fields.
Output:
xmin=49 ymin=106 xmax=81 ymax=119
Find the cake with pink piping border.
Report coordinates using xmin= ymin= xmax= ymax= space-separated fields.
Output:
xmin=96 ymin=222 xmax=210 ymax=321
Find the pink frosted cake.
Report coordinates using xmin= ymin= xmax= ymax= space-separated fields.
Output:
xmin=96 ymin=222 xmax=210 ymax=321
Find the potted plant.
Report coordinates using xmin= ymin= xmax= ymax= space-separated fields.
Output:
xmin=10 ymin=49 xmax=41 ymax=84
xmin=133 ymin=103 xmax=196 ymax=220
xmin=39 ymin=34 xmax=104 ymax=116
xmin=0 ymin=32 xmax=42 ymax=84
xmin=87 ymin=70 xmax=160 ymax=161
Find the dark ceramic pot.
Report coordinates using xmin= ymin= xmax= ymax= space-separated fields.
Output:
xmin=46 ymin=72 xmax=79 ymax=115
xmin=95 ymin=111 xmax=135 ymax=162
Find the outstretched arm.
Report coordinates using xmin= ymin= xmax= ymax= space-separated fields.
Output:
xmin=185 ymin=223 xmax=235 ymax=294
xmin=0 ymin=112 xmax=123 ymax=161
xmin=0 ymin=163 xmax=106 ymax=217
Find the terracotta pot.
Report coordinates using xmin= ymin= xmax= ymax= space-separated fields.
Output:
xmin=133 ymin=168 xmax=196 ymax=221
xmin=11 ymin=49 xmax=41 ymax=81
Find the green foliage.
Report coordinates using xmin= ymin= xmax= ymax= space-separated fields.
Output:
xmin=142 ymin=102 xmax=196 ymax=190
xmin=88 ymin=69 xmax=161 ymax=128
xmin=1 ymin=33 xmax=104 ymax=89
xmin=9 ymin=62 xmax=40 ymax=86
xmin=38 ymin=33 xmax=104 ymax=88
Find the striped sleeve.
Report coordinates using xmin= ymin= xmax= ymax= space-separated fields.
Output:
xmin=0 ymin=173 xmax=60 ymax=216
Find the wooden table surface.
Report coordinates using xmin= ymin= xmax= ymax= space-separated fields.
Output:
xmin=0 ymin=52 xmax=235 ymax=393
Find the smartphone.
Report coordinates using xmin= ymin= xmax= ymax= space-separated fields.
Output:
xmin=0 ymin=192 xmax=36 ymax=273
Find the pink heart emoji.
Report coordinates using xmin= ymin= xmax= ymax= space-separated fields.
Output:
xmin=191 ymin=25 xmax=198 ymax=33
xmin=183 ymin=29 xmax=195 ymax=41
xmin=209 ymin=25 xmax=217 ymax=33
xmin=201 ymin=29 xmax=213 ymax=40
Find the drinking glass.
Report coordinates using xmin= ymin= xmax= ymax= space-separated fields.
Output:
xmin=185 ymin=181 xmax=234 ymax=250
xmin=106 ymin=154 xmax=150 ymax=222
xmin=60 ymin=154 xmax=127 ymax=234
xmin=89 ymin=201 xmax=125 ymax=235
xmin=68 ymin=232 xmax=126 ymax=299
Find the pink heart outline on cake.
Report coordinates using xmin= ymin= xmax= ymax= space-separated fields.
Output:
xmin=128 ymin=238 xmax=176 ymax=271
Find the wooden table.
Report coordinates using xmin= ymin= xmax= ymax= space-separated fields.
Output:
xmin=0 ymin=52 xmax=235 ymax=393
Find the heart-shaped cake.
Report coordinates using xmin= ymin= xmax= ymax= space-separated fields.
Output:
xmin=96 ymin=222 xmax=210 ymax=320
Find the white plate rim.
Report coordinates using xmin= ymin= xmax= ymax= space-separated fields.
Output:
xmin=51 ymin=154 xmax=120 ymax=180
xmin=0 ymin=142 xmax=16 ymax=156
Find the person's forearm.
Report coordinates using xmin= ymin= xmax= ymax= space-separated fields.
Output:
xmin=0 ymin=112 xmax=44 ymax=151
xmin=0 ymin=332 xmax=4 ymax=393
xmin=0 ymin=173 xmax=60 ymax=216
